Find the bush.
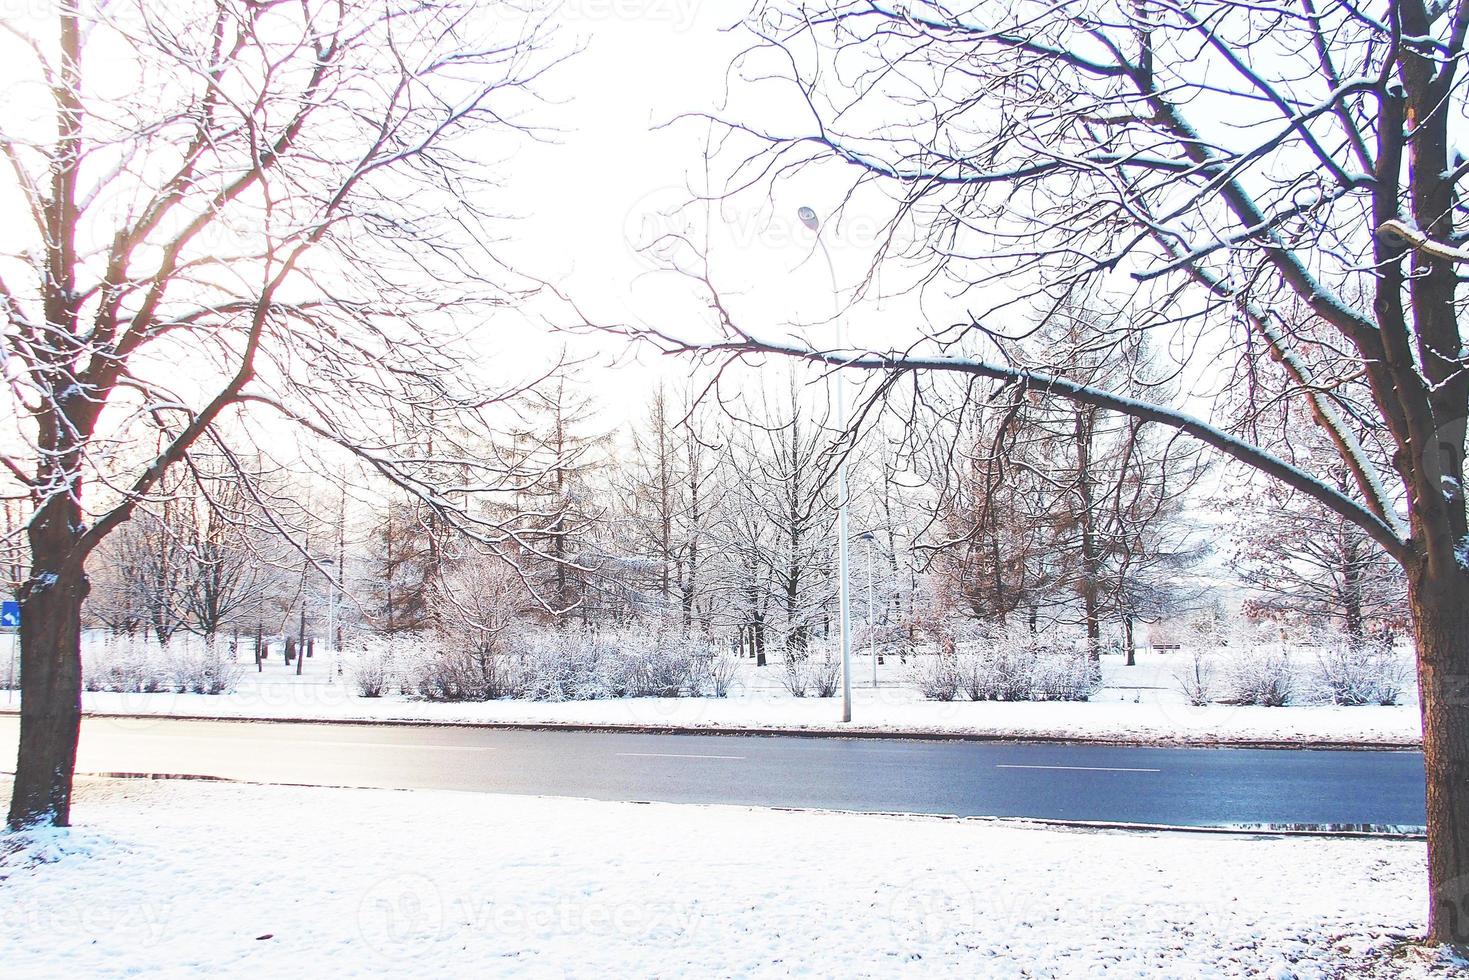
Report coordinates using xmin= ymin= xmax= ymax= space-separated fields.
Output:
xmin=83 ymin=637 xmax=166 ymax=693
xmin=0 ymin=641 xmax=16 ymax=690
xmin=692 ymin=649 xmax=740 ymax=697
xmin=347 ymin=642 xmax=397 ymax=698
xmin=83 ymin=633 xmax=241 ymax=695
xmin=506 ymin=627 xmax=703 ymax=702
xmin=411 ymin=646 xmax=524 ymax=702
xmin=807 ymin=649 xmax=841 ymax=698
xmin=776 ymin=644 xmax=842 ymax=698
xmin=170 ymin=640 xmax=243 ymax=695
xmin=520 ymin=630 xmax=609 ymax=701
xmin=610 ymin=632 xmax=695 ymax=697
xmin=363 ymin=627 xmax=716 ymax=704
xmin=1220 ymin=645 xmax=1295 ymax=706
xmin=944 ymin=633 xmax=1098 ymax=702
xmin=1028 ymin=649 xmax=1099 ymax=702
xmin=911 ymin=653 xmax=961 ymax=701
xmin=1172 ymin=650 xmax=1216 ymax=707
xmin=1310 ymin=641 xmax=1407 ymax=706
xmin=779 ymin=658 xmax=809 ymax=697
xmin=956 ymin=646 xmax=1027 ymax=702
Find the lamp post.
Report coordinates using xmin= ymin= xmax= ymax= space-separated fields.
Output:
xmin=320 ymin=557 xmax=337 ymax=684
xmin=858 ymin=530 xmax=877 ymax=687
xmin=798 ymin=205 xmax=853 ymax=723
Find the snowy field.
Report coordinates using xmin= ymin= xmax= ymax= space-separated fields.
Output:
xmin=0 ymin=776 xmax=1459 ymax=979
xmin=0 ymin=639 xmax=1423 ymax=747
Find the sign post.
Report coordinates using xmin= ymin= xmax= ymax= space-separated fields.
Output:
xmin=1 ymin=600 xmax=17 ymax=705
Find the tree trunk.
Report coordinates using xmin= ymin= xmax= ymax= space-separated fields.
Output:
xmin=1074 ymin=408 xmax=1102 ymax=662
xmin=1123 ymin=615 xmax=1136 ymax=667
xmin=1411 ymin=569 xmax=1469 ymax=946
xmin=8 ymin=556 xmax=88 ymax=829
xmin=1342 ymin=538 xmax=1365 ymax=647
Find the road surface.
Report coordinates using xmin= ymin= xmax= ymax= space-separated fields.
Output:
xmin=0 ymin=716 xmax=1427 ymax=829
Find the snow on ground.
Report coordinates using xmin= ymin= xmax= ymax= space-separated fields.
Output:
xmin=0 ymin=648 xmax=1422 ymax=747
xmin=0 ymin=776 xmax=1457 ymax=979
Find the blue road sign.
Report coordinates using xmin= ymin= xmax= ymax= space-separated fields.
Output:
xmin=1 ymin=601 xmax=18 ymax=628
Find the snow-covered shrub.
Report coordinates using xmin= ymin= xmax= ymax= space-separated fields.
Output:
xmin=1028 ymin=648 xmax=1100 ymax=702
xmin=779 ymin=658 xmax=809 ymax=697
xmin=411 ymin=646 xmax=524 ymax=701
xmin=956 ymin=644 xmax=1029 ymax=702
xmin=348 ymin=643 xmax=396 ymax=698
xmin=1310 ymin=641 xmax=1407 ymax=706
xmin=406 ymin=626 xmax=709 ymax=703
xmin=1173 ymin=650 xmax=1216 ymax=707
xmin=608 ymin=630 xmax=696 ymax=697
xmin=170 ymin=640 xmax=243 ymax=695
xmin=947 ymin=633 xmax=1098 ymax=702
xmin=692 ymin=649 xmax=740 ymax=697
xmin=81 ymin=633 xmax=242 ymax=695
xmin=520 ymin=630 xmax=610 ymax=701
xmin=83 ymin=637 xmax=168 ymax=693
xmin=775 ymin=644 xmax=842 ymax=698
xmin=806 ymin=648 xmax=841 ymax=698
xmin=1220 ymin=645 xmax=1296 ymax=706
xmin=911 ymin=653 xmax=961 ymax=701
xmin=83 ymin=635 xmax=167 ymax=693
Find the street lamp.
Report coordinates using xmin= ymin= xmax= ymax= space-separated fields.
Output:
xmin=799 ymin=205 xmax=853 ymax=723
xmin=320 ymin=558 xmax=338 ymax=684
xmin=858 ymin=531 xmax=877 ymax=687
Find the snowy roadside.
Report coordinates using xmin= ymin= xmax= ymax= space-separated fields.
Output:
xmin=0 ymin=776 xmax=1458 ymax=978
xmin=0 ymin=686 xmax=1420 ymax=747
xmin=0 ymin=649 xmax=1422 ymax=747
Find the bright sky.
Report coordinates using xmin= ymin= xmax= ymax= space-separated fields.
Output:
xmin=490 ymin=0 xmax=920 ymax=420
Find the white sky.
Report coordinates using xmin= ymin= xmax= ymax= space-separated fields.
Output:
xmin=486 ymin=0 xmax=919 ymax=421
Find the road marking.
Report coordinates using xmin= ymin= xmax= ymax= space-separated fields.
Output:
xmin=307 ymin=741 xmax=493 ymax=750
xmin=996 ymin=764 xmax=1161 ymax=773
xmin=616 ymin=752 xmax=745 ymax=760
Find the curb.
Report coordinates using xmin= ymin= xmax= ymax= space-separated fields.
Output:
xmin=59 ymin=771 xmax=1428 ymax=840
xmin=0 ymin=707 xmax=1423 ymax=751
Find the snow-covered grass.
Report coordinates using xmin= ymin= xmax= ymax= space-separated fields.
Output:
xmin=0 ymin=776 xmax=1457 ymax=978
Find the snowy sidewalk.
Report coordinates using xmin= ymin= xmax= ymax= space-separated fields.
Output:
xmin=12 ymin=682 xmax=1422 ymax=747
xmin=0 ymin=776 xmax=1456 ymax=978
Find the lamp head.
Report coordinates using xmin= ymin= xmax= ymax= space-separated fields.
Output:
xmin=797 ymin=206 xmax=819 ymax=231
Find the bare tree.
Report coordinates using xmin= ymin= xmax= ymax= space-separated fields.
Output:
xmin=0 ymin=1 xmax=561 ymax=828
xmin=616 ymin=383 xmax=722 ymax=627
xmin=507 ymin=368 xmax=609 ymax=621
xmin=368 ymin=495 xmax=443 ymax=636
xmin=91 ymin=504 xmax=190 ymax=647
xmin=171 ymin=458 xmax=284 ymax=643
xmin=1233 ymin=463 xmax=1410 ymax=642
xmin=720 ymin=372 xmax=838 ymax=654
xmin=924 ymin=387 xmax=1072 ymax=631
xmin=618 ymin=0 xmax=1469 ymax=943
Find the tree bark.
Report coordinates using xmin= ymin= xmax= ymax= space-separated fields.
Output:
xmin=8 ymin=537 xmax=88 ymax=829
xmin=1074 ymin=408 xmax=1102 ymax=662
xmin=1411 ymin=568 xmax=1469 ymax=945
xmin=1341 ymin=534 xmax=1366 ymax=647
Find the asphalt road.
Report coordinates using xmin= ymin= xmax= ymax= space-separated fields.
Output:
xmin=0 ymin=716 xmax=1428 ymax=829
